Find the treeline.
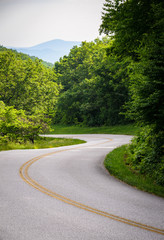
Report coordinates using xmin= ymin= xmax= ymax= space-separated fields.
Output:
xmin=0 ymin=47 xmax=60 ymax=143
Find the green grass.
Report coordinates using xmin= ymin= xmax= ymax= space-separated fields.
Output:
xmin=104 ymin=145 xmax=164 ymax=198
xmin=49 ymin=124 xmax=141 ymax=135
xmin=0 ymin=137 xmax=86 ymax=151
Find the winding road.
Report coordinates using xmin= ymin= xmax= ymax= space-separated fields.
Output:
xmin=0 ymin=134 xmax=164 ymax=240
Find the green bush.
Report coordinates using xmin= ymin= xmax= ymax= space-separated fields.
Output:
xmin=0 ymin=101 xmax=49 ymax=144
xmin=127 ymin=126 xmax=164 ymax=186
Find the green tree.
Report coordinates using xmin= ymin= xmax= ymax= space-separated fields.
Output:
xmin=0 ymin=49 xmax=60 ymax=119
xmin=100 ymin=0 xmax=164 ymax=185
xmin=100 ymin=0 xmax=158 ymax=58
xmin=0 ymin=101 xmax=49 ymax=144
xmin=54 ymin=38 xmax=130 ymax=126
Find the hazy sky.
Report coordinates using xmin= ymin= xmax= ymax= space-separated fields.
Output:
xmin=0 ymin=0 xmax=105 ymax=47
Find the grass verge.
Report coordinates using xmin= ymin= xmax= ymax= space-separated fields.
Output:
xmin=104 ymin=145 xmax=164 ymax=198
xmin=0 ymin=137 xmax=86 ymax=151
xmin=49 ymin=124 xmax=141 ymax=135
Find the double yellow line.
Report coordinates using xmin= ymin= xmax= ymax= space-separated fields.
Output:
xmin=19 ymin=141 xmax=164 ymax=236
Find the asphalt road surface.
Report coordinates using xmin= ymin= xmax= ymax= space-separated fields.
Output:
xmin=0 ymin=134 xmax=164 ymax=240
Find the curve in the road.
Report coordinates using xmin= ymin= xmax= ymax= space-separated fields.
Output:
xmin=19 ymin=139 xmax=164 ymax=236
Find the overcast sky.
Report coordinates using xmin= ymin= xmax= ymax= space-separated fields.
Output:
xmin=0 ymin=0 xmax=105 ymax=47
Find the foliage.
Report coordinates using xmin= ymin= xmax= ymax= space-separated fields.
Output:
xmin=0 ymin=48 xmax=61 ymax=144
xmin=125 ymin=2 xmax=164 ymax=185
xmin=100 ymin=0 xmax=164 ymax=186
xmin=126 ymin=127 xmax=164 ymax=185
xmin=126 ymin=16 xmax=164 ymax=129
xmin=100 ymin=0 xmax=159 ymax=58
xmin=0 ymin=49 xmax=60 ymax=119
xmin=54 ymin=38 xmax=131 ymax=126
xmin=0 ymin=101 xmax=49 ymax=144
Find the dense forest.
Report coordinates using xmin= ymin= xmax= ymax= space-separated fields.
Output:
xmin=0 ymin=46 xmax=60 ymax=143
xmin=0 ymin=0 xmax=163 ymax=185
xmin=54 ymin=38 xmax=131 ymax=126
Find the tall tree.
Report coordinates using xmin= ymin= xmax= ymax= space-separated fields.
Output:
xmin=54 ymin=38 xmax=130 ymax=126
xmin=100 ymin=0 xmax=164 ymax=185
xmin=100 ymin=0 xmax=160 ymax=58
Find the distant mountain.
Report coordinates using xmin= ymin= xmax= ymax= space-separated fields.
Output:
xmin=10 ymin=39 xmax=81 ymax=64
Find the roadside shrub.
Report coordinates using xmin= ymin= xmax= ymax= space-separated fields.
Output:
xmin=126 ymin=126 xmax=164 ymax=186
xmin=0 ymin=101 xmax=49 ymax=144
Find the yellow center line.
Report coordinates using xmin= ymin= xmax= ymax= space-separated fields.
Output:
xmin=19 ymin=139 xmax=164 ymax=236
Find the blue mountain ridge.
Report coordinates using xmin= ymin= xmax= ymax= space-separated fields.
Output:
xmin=11 ymin=39 xmax=81 ymax=64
